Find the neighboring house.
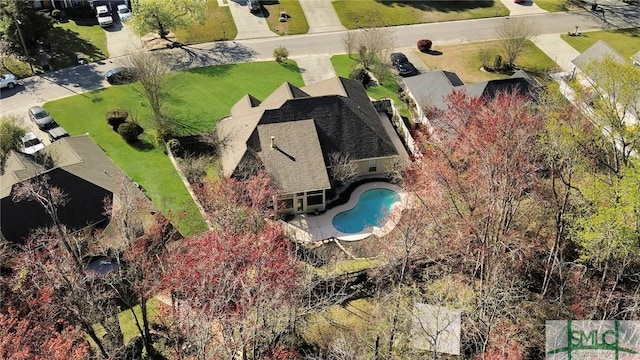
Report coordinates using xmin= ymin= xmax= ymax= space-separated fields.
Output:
xmin=0 ymin=135 xmax=122 ymax=243
xmin=216 ymin=77 xmax=408 ymax=215
xmin=402 ymin=69 xmax=538 ymax=131
xmin=571 ymin=40 xmax=626 ymax=75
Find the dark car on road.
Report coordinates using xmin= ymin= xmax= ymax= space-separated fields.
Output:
xmin=105 ymin=67 xmax=136 ymax=85
xmin=28 ymin=106 xmax=56 ymax=130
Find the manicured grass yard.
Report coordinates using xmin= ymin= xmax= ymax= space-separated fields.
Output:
xmin=330 ymin=55 xmax=410 ymax=119
xmin=561 ymin=28 xmax=640 ymax=59
xmin=416 ymin=40 xmax=558 ymax=83
xmin=534 ymin=0 xmax=578 ymax=12
xmin=332 ymin=0 xmax=508 ymax=29
xmin=174 ymin=0 xmax=238 ymax=44
xmin=262 ymin=0 xmax=309 ymax=35
xmin=49 ymin=21 xmax=109 ymax=70
xmin=44 ymin=61 xmax=304 ymax=236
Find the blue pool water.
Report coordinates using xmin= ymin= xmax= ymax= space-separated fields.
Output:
xmin=332 ymin=188 xmax=401 ymax=234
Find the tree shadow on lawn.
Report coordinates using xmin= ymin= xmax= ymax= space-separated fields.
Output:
xmin=375 ymin=0 xmax=498 ymax=12
xmin=128 ymin=137 xmax=155 ymax=152
xmin=47 ymin=24 xmax=105 ymax=70
xmin=162 ymin=41 xmax=258 ymax=72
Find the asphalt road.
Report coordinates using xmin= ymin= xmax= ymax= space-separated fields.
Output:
xmin=0 ymin=8 xmax=634 ymax=136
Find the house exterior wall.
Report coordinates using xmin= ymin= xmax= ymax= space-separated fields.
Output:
xmin=406 ymin=90 xmax=429 ymax=124
xmin=352 ymin=156 xmax=397 ymax=176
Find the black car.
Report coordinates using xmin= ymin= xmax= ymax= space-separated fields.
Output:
xmin=105 ymin=67 xmax=136 ymax=85
xmin=248 ymin=0 xmax=260 ymax=13
xmin=396 ymin=62 xmax=419 ymax=77
xmin=390 ymin=52 xmax=409 ymax=66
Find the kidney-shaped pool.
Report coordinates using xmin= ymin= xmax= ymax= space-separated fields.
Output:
xmin=332 ymin=188 xmax=401 ymax=234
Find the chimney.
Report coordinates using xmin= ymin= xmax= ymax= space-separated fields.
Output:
xmin=270 ymin=136 xmax=276 ymax=149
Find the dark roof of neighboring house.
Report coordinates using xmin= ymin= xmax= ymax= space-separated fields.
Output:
xmin=571 ymin=40 xmax=626 ymax=69
xmin=1 ymin=135 xmax=123 ymax=243
xmin=217 ymin=77 xmax=399 ymax=191
xmin=403 ymin=70 xmax=538 ymax=115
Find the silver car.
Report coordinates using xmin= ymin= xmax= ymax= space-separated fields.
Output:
xmin=28 ymin=106 xmax=56 ymax=130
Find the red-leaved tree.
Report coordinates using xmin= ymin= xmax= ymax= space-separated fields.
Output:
xmin=162 ymin=221 xmax=301 ymax=360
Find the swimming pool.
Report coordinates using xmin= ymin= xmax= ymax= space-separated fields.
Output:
xmin=332 ymin=188 xmax=401 ymax=234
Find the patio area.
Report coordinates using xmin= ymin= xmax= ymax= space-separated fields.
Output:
xmin=281 ymin=182 xmax=408 ymax=242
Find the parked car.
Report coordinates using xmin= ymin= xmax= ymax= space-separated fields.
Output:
xmin=105 ymin=67 xmax=136 ymax=85
xmin=20 ymin=132 xmax=45 ymax=154
xmin=0 ymin=73 xmax=17 ymax=89
xmin=396 ymin=62 xmax=419 ymax=77
xmin=28 ymin=106 xmax=56 ymax=130
xmin=390 ymin=52 xmax=409 ymax=66
xmin=96 ymin=5 xmax=114 ymax=27
xmin=47 ymin=126 xmax=69 ymax=142
xmin=117 ymin=4 xmax=132 ymax=21
xmin=248 ymin=0 xmax=261 ymax=13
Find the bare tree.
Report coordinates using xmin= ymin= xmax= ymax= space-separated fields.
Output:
xmin=328 ymin=152 xmax=358 ymax=185
xmin=343 ymin=31 xmax=357 ymax=59
xmin=353 ymin=27 xmax=396 ymax=80
xmin=496 ymin=18 xmax=535 ymax=69
xmin=125 ymin=51 xmax=172 ymax=141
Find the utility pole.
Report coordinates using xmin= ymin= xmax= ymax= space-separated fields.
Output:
xmin=15 ymin=20 xmax=34 ymax=74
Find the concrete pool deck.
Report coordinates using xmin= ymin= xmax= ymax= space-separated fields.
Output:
xmin=281 ymin=182 xmax=408 ymax=242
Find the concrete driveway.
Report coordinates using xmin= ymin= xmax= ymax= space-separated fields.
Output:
xmin=298 ymin=0 xmax=346 ymax=33
xmin=228 ymin=0 xmax=277 ymax=39
xmin=104 ymin=21 xmax=142 ymax=58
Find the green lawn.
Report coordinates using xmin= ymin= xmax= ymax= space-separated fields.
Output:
xmin=90 ymin=298 xmax=165 ymax=348
xmin=262 ymin=0 xmax=309 ymax=35
xmin=332 ymin=0 xmax=508 ymax=29
xmin=561 ymin=28 xmax=640 ymax=59
xmin=417 ymin=39 xmax=558 ymax=83
xmin=44 ymin=61 xmax=303 ymax=236
xmin=49 ymin=21 xmax=109 ymax=70
xmin=534 ymin=0 xmax=577 ymax=12
xmin=2 ymin=20 xmax=108 ymax=77
xmin=174 ymin=0 xmax=238 ymax=44
xmin=330 ymin=55 xmax=410 ymax=119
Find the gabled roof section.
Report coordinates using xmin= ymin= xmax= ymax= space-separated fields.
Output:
xmin=219 ymin=77 xmax=399 ymax=180
xmin=257 ymin=120 xmax=330 ymax=194
xmin=302 ymin=77 xmax=349 ymax=97
xmin=260 ymin=82 xmax=310 ymax=109
xmin=403 ymin=71 xmax=463 ymax=112
xmin=230 ymin=94 xmax=262 ymax=117
xmin=0 ymin=134 xmax=122 ymax=199
xmin=572 ymin=40 xmax=626 ymax=69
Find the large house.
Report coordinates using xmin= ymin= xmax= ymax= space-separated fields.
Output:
xmin=216 ymin=77 xmax=408 ymax=215
xmin=0 ymin=135 xmax=122 ymax=243
xmin=402 ymin=69 xmax=538 ymax=130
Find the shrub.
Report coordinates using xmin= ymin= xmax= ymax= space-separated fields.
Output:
xmin=493 ymin=54 xmax=503 ymax=71
xmin=349 ymin=65 xmax=371 ymax=87
xmin=106 ymin=109 xmax=129 ymax=131
xmin=273 ymin=46 xmax=289 ymax=64
xmin=417 ymin=39 xmax=433 ymax=53
xmin=117 ymin=122 xmax=144 ymax=143
xmin=166 ymin=138 xmax=183 ymax=156
xmin=479 ymin=49 xmax=493 ymax=70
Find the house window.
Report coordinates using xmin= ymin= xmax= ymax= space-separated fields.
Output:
xmin=307 ymin=194 xmax=323 ymax=206
xmin=282 ymin=198 xmax=294 ymax=210
xmin=368 ymin=159 xmax=377 ymax=172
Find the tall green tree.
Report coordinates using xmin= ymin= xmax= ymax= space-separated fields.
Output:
xmin=0 ymin=0 xmax=52 ymax=52
xmin=0 ymin=116 xmax=27 ymax=165
xmin=130 ymin=0 xmax=207 ymax=39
